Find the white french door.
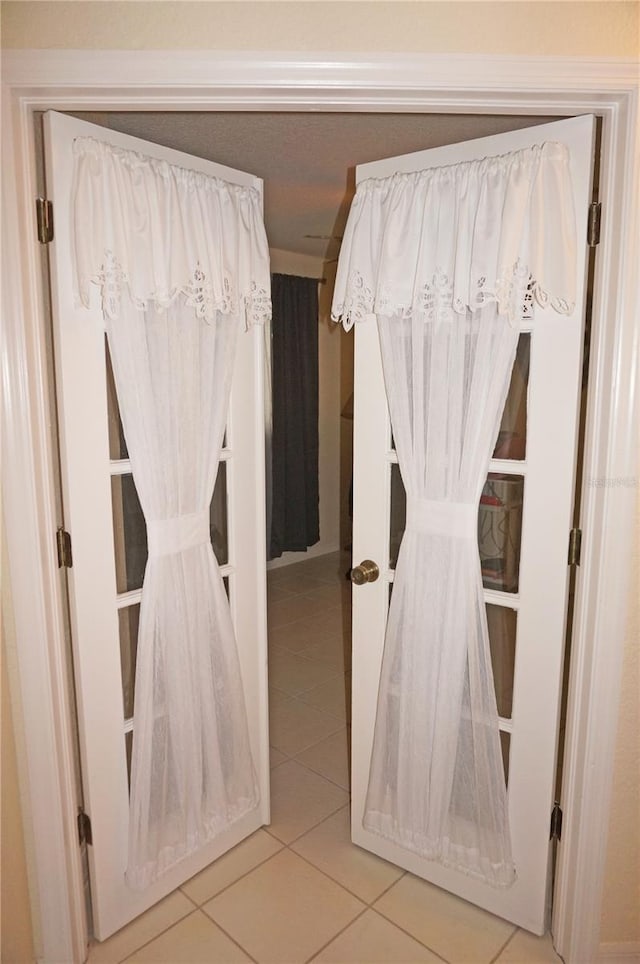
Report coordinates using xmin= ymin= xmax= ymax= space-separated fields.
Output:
xmin=43 ymin=111 xmax=270 ymax=941
xmin=350 ymin=115 xmax=595 ymax=934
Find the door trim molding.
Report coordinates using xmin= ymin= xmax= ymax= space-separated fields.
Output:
xmin=1 ymin=52 xmax=637 ymax=964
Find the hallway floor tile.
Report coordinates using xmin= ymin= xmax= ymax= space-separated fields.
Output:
xmin=88 ymin=551 xmax=561 ymax=964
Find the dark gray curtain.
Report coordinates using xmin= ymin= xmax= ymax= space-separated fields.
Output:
xmin=269 ymin=273 xmax=320 ymax=559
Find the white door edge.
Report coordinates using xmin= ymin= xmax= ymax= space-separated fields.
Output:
xmin=1 ymin=53 xmax=637 ymax=964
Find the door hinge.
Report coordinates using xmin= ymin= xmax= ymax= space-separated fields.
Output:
xmin=56 ymin=527 xmax=73 ymax=568
xmin=550 ymin=802 xmax=563 ymax=841
xmin=35 ymin=196 xmax=54 ymax=244
xmin=588 ymin=201 xmax=601 ymax=247
xmin=568 ymin=528 xmax=582 ymax=567
xmin=77 ymin=809 xmax=93 ymax=847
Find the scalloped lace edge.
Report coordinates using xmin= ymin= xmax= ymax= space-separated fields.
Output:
xmin=81 ymin=252 xmax=272 ymax=326
xmin=331 ymin=264 xmax=574 ymax=330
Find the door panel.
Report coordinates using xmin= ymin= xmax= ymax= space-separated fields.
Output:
xmin=351 ymin=115 xmax=595 ymax=933
xmin=44 ymin=110 xmax=270 ymax=940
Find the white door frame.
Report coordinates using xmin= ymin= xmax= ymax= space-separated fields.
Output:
xmin=1 ymin=52 xmax=637 ymax=964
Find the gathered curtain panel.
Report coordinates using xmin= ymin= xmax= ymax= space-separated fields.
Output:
xmin=269 ymin=273 xmax=320 ymax=559
xmin=332 ymin=142 xmax=577 ymax=886
xmin=72 ymin=137 xmax=271 ymax=889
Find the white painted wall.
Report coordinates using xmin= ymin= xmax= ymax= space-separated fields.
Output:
xmin=599 ymin=480 xmax=640 ymax=951
xmin=1 ymin=519 xmax=35 ymax=964
xmin=2 ymin=2 xmax=638 ymax=57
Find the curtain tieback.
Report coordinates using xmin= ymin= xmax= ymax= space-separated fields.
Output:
xmin=146 ymin=509 xmax=210 ymax=558
xmin=406 ymin=498 xmax=477 ymax=539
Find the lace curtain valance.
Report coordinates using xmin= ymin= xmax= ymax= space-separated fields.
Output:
xmin=331 ymin=141 xmax=576 ymax=330
xmin=72 ymin=136 xmax=271 ymax=327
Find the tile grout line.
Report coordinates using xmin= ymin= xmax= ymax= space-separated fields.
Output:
xmin=269 ymin=715 xmax=347 ymax=759
xmin=274 ymin=552 xmax=360 ymax=961
xmin=270 ymin=559 xmax=363 ymax=961
xmin=267 ymin=608 xmax=345 ymax=620
xmin=270 ymin=611 xmax=348 ymax=627
xmin=269 ymin=558 xmax=369 ymax=959
xmin=270 ymin=587 xmax=347 ymax=601
xmin=262 ymin=795 xmax=348 ymax=846
xmin=488 ymin=925 xmax=519 ymax=964
xmin=107 ymin=891 xmax=199 ymax=963
xmin=302 ymin=905 xmax=370 ymax=964
xmin=183 ymin=842 xmax=285 ymax=907
xmin=270 ymin=687 xmax=345 ymax=708
xmin=368 ymin=871 xmax=408 ymax=907
xmin=270 ymin=675 xmax=349 ymax=705
xmin=368 ymin=906 xmax=452 ymax=964
xmin=268 ymin=647 xmax=347 ymax=670
xmin=112 ymin=902 xmax=198 ymax=964
xmin=270 ymin=639 xmax=348 ymax=654
xmin=276 ymin=807 xmax=419 ymax=927
xmin=270 ymin=677 xmax=346 ymax=698
xmin=287 ymin=838 xmax=374 ymax=910
xmin=370 ymin=903 xmax=454 ymax=964
xmin=269 ymin=665 xmax=346 ymax=695
xmin=198 ymin=908 xmax=261 ymax=964
xmin=270 ymin=727 xmax=346 ymax=763
xmin=293 ymin=691 xmax=351 ymax=722
xmin=271 ymin=627 xmax=350 ymax=646
xmin=290 ymin=747 xmax=351 ymax=793
xmin=263 ymin=794 xmax=348 ymax=848
xmin=268 ymin=613 xmax=345 ymax=628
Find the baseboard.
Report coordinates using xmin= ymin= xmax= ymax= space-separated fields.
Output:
xmin=599 ymin=942 xmax=640 ymax=963
xmin=266 ymin=542 xmax=342 ymax=571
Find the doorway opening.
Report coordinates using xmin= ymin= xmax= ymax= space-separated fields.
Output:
xmin=42 ymin=111 xmax=596 ymax=956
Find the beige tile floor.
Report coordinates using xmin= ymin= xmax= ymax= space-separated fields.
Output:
xmin=88 ymin=551 xmax=561 ymax=964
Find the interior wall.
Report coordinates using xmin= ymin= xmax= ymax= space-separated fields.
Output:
xmin=1 ymin=520 xmax=36 ymax=964
xmin=599 ymin=482 xmax=640 ymax=948
xmin=268 ymin=248 xmax=341 ymax=568
xmin=1 ymin=2 xmax=637 ymax=954
xmin=1 ymin=1 xmax=637 ymax=57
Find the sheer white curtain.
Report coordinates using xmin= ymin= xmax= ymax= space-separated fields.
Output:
xmin=332 ymin=142 xmax=576 ymax=886
xmin=72 ymin=137 xmax=271 ymax=889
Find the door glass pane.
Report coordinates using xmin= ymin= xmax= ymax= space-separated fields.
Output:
xmin=389 ymin=462 xmax=406 ymax=569
xmin=387 ymin=466 xmax=516 ymax=781
xmin=105 ymin=338 xmax=128 ymax=461
xmin=486 ymin=604 xmax=516 ymax=719
xmin=210 ymin=461 xmax=228 ymax=566
xmin=391 ymin=464 xmax=525 ymax=594
xmin=114 ymin=475 xmax=229 ymax=720
xmin=119 ymin=604 xmax=139 ymax=719
xmin=112 ymin=474 xmax=147 ymax=593
xmin=112 ymin=466 xmax=229 ymax=594
xmin=493 ymin=334 xmax=530 ymax=460
xmin=478 ymin=474 xmax=524 ymax=593
xmin=107 ymin=338 xmax=229 ymax=467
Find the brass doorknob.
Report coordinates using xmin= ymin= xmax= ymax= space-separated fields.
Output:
xmin=350 ymin=560 xmax=380 ymax=585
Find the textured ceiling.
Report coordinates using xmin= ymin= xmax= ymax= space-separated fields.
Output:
xmin=74 ymin=111 xmax=556 ymax=262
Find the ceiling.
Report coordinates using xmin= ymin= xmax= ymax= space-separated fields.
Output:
xmin=75 ymin=111 xmax=555 ymax=263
